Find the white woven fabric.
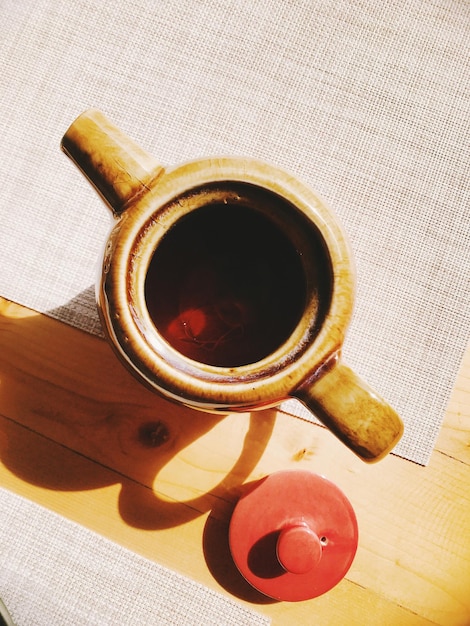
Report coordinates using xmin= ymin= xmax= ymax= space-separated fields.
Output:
xmin=0 ymin=0 xmax=469 ymax=465
xmin=0 ymin=488 xmax=270 ymax=626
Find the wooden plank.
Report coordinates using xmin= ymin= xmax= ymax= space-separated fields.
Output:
xmin=0 ymin=417 xmax=436 ymax=626
xmin=1 ymin=298 xmax=469 ymax=624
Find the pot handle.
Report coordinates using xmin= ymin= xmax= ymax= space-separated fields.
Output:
xmin=61 ymin=109 xmax=164 ymax=215
xmin=292 ymin=358 xmax=403 ymax=462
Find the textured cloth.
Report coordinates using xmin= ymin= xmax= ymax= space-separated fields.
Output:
xmin=0 ymin=488 xmax=270 ymax=626
xmin=0 ymin=0 xmax=469 ymax=465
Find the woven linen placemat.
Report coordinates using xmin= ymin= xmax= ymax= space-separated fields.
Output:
xmin=0 ymin=488 xmax=270 ymax=626
xmin=0 ymin=0 xmax=469 ymax=465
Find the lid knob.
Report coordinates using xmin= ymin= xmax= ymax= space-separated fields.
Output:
xmin=276 ymin=524 xmax=322 ymax=574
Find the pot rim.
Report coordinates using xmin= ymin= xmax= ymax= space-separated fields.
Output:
xmin=98 ymin=157 xmax=355 ymax=410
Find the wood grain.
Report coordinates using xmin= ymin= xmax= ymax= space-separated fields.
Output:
xmin=0 ymin=297 xmax=469 ymax=625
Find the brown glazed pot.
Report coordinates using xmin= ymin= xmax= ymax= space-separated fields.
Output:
xmin=61 ymin=109 xmax=403 ymax=462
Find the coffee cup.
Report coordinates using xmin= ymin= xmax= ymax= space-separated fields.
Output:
xmin=61 ymin=109 xmax=403 ymax=462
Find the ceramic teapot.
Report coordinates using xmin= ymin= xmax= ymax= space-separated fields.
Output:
xmin=61 ymin=109 xmax=403 ymax=462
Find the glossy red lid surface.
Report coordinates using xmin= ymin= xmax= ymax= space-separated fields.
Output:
xmin=229 ymin=470 xmax=358 ymax=601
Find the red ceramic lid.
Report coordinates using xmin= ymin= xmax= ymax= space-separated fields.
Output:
xmin=229 ymin=470 xmax=358 ymax=601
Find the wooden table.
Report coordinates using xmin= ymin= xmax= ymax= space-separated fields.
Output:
xmin=0 ymin=297 xmax=468 ymax=625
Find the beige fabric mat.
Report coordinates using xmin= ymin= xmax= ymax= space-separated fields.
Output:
xmin=0 ymin=488 xmax=270 ymax=626
xmin=1 ymin=1 xmax=469 ymax=465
